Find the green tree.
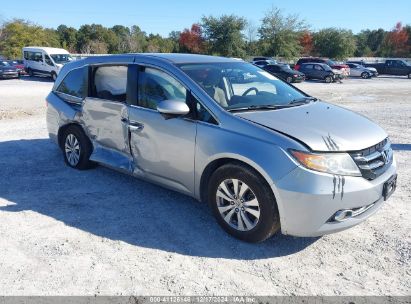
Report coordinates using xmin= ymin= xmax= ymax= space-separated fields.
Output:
xmin=0 ymin=19 xmax=60 ymax=58
xmin=76 ymin=24 xmax=115 ymax=53
xmin=129 ymin=25 xmax=147 ymax=52
xmin=145 ymin=34 xmax=174 ymax=53
xmin=313 ymin=28 xmax=356 ymax=59
xmin=258 ymin=7 xmax=307 ymax=59
xmin=56 ymin=25 xmax=77 ymax=52
xmin=201 ymin=14 xmax=247 ymax=57
xmin=355 ymin=29 xmax=386 ymax=56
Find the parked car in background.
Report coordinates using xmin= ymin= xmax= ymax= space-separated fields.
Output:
xmin=7 ymin=59 xmax=26 ymax=75
xmin=23 ymin=47 xmax=73 ymax=81
xmin=363 ymin=59 xmax=411 ymax=78
xmin=252 ymin=59 xmax=278 ymax=68
xmin=263 ymin=64 xmax=305 ymax=83
xmin=295 ymin=57 xmax=350 ymax=77
xmin=299 ymin=63 xmax=335 ymax=83
xmin=47 ymin=53 xmax=397 ymax=242
xmin=0 ymin=61 xmax=19 ymax=79
xmin=345 ymin=63 xmax=377 ymax=78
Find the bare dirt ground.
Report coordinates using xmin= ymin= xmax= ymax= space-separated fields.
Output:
xmin=0 ymin=75 xmax=410 ymax=296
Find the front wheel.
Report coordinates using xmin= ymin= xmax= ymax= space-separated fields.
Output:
xmin=325 ymin=76 xmax=333 ymax=83
xmin=28 ymin=68 xmax=34 ymax=77
xmin=286 ymin=76 xmax=293 ymax=83
xmin=208 ymin=163 xmax=280 ymax=243
xmin=361 ymin=72 xmax=370 ymax=79
xmin=408 ymin=73 xmax=411 ymax=79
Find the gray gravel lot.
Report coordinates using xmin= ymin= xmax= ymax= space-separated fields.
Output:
xmin=0 ymin=76 xmax=410 ymax=295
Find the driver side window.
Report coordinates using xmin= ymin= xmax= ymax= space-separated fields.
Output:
xmin=45 ymin=55 xmax=54 ymax=66
xmin=138 ymin=68 xmax=187 ymax=110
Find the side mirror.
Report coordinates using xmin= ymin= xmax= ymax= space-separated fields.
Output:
xmin=157 ymin=99 xmax=190 ymax=118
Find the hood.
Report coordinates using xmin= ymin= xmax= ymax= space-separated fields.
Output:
xmin=235 ymin=101 xmax=387 ymax=151
xmin=0 ymin=66 xmax=17 ymax=72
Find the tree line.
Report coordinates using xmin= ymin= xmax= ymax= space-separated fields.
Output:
xmin=0 ymin=7 xmax=410 ymax=60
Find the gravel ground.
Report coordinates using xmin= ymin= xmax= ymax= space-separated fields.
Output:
xmin=0 ymin=76 xmax=410 ymax=296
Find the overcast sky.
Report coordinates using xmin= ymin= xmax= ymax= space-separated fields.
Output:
xmin=1 ymin=0 xmax=410 ymax=36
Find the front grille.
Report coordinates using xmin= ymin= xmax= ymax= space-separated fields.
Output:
xmin=350 ymin=138 xmax=393 ymax=180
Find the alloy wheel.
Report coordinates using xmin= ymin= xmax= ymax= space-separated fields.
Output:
xmin=64 ymin=134 xmax=81 ymax=166
xmin=216 ymin=179 xmax=260 ymax=231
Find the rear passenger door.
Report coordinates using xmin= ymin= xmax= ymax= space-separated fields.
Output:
xmin=82 ymin=64 xmax=133 ymax=171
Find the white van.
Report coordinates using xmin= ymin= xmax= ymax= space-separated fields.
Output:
xmin=22 ymin=47 xmax=74 ymax=81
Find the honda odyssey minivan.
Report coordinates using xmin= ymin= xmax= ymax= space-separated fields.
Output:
xmin=46 ymin=54 xmax=397 ymax=242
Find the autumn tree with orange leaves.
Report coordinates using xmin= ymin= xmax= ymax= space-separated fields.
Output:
xmin=178 ymin=24 xmax=205 ymax=54
xmin=299 ymin=31 xmax=313 ymax=56
xmin=380 ymin=22 xmax=410 ymax=57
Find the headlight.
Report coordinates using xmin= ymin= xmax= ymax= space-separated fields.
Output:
xmin=290 ymin=150 xmax=361 ymax=176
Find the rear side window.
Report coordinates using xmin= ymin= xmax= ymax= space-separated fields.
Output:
xmin=56 ymin=68 xmax=86 ymax=98
xmin=303 ymin=64 xmax=313 ymax=70
xmin=91 ymin=65 xmax=128 ymax=102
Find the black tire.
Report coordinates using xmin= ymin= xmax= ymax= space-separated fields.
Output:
xmin=325 ymin=76 xmax=332 ymax=83
xmin=61 ymin=125 xmax=95 ymax=170
xmin=208 ymin=163 xmax=280 ymax=243
xmin=408 ymin=73 xmax=411 ymax=79
xmin=51 ymin=72 xmax=57 ymax=81
xmin=28 ymin=68 xmax=34 ymax=77
xmin=361 ymin=72 xmax=370 ymax=79
xmin=286 ymin=76 xmax=293 ymax=83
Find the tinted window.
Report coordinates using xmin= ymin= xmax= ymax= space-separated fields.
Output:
xmin=56 ymin=68 xmax=86 ymax=98
xmin=45 ymin=55 xmax=54 ymax=66
xmin=267 ymin=65 xmax=280 ymax=72
xmin=196 ymin=101 xmax=217 ymax=125
xmin=92 ymin=65 xmax=128 ymax=102
xmin=138 ymin=68 xmax=187 ymax=110
xmin=302 ymin=64 xmax=313 ymax=70
xmin=32 ymin=52 xmax=43 ymax=62
xmin=314 ymin=65 xmax=324 ymax=71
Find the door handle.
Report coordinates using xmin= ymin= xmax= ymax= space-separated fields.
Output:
xmin=121 ymin=118 xmax=144 ymax=131
xmin=128 ymin=123 xmax=144 ymax=132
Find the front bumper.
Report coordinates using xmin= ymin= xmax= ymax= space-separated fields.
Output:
xmin=272 ymin=158 xmax=397 ymax=237
xmin=0 ymin=72 xmax=19 ymax=78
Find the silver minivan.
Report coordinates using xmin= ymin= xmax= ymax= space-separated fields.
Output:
xmin=46 ymin=54 xmax=397 ymax=242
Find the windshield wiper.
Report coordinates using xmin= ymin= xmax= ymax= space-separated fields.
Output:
xmin=289 ymin=96 xmax=318 ymax=105
xmin=228 ymin=105 xmax=280 ymax=112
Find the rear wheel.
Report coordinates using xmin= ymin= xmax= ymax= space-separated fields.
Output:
xmin=51 ymin=72 xmax=57 ymax=81
xmin=62 ymin=125 xmax=95 ymax=170
xmin=325 ymin=76 xmax=332 ymax=83
xmin=28 ymin=68 xmax=34 ymax=77
xmin=408 ymin=73 xmax=411 ymax=79
xmin=208 ymin=163 xmax=280 ymax=243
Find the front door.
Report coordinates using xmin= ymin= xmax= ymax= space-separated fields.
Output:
xmin=82 ymin=65 xmax=132 ymax=171
xmin=127 ymin=66 xmax=197 ymax=195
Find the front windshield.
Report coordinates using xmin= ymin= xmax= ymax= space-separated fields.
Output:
xmin=50 ymin=54 xmax=73 ymax=64
xmin=179 ymin=62 xmax=306 ymax=110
